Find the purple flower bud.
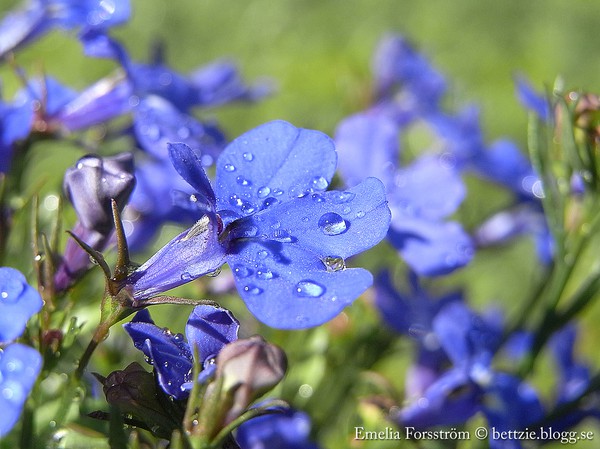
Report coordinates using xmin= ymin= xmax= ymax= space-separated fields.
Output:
xmin=63 ymin=152 xmax=135 ymax=235
xmin=215 ymin=336 xmax=287 ymax=423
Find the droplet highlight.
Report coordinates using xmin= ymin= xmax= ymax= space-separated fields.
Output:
xmin=318 ymin=212 xmax=348 ymax=236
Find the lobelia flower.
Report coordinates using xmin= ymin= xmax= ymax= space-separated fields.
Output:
xmin=123 ymin=305 xmax=239 ymax=399
xmin=398 ymin=302 xmax=544 ymax=449
xmin=0 ymin=0 xmax=130 ymax=59
xmin=125 ymin=120 xmax=391 ymax=329
xmin=0 ymin=267 xmax=43 ymax=437
xmin=54 ymin=152 xmax=135 ymax=292
xmin=236 ymin=405 xmax=320 ymax=449
xmin=374 ymin=270 xmax=462 ymax=397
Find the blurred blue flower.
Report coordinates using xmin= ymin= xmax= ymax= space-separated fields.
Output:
xmin=0 ymin=267 xmax=43 ymax=343
xmin=123 ymin=305 xmax=239 ymax=399
xmin=374 ymin=271 xmax=462 ymax=397
xmin=514 ymin=75 xmax=551 ymax=121
xmin=127 ymin=120 xmax=391 ymax=329
xmin=236 ymin=405 xmax=320 ymax=449
xmin=0 ymin=99 xmax=31 ymax=173
xmin=0 ymin=267 xmax=43 ymax=437
xmin=0 ymin=0 xmax=130 ymax=59
xmin=398 ymin=302 xmax=544 ymax=449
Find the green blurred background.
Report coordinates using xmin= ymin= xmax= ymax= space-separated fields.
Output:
xmin=3 ymin=0 xmax=600 ymax=448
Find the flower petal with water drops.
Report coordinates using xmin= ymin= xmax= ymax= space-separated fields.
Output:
xmin=0 ymin=267 xmax=43 ymax=344
xmin=185 ymin=305 xmax=239 ymax=364
xmin=215 ymin=120 xmax=337 ymax=226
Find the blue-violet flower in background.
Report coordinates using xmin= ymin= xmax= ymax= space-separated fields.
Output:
xmin=0 ymin=267 xmax=43 ymax=437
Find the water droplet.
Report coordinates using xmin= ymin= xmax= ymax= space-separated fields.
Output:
xmin=207 ymin=267 xmax=222 ymax=277
xmin=295 ymin=280 xmax=325 ymax=298
xmin=243 ymin=152 xmax=254 ymax=161
xmin=318 ymin=212 xmax=348 ymax=236
xmin=302 ymin=216 xmax=309 ymax=222
xmin=256 ymin=268 xmax=276 ymax=280
xmin=271 ymin=229 xmax=295 ymax=243
xmin=189 ymin=194 xmax=198 ymax=203
xmin=174 ymin=333 xmax=184 ymax=342
xmin=257 ymin=250 xmax=268 ymax=259
xmin=224 ymin=163 xmax=236 ymax=172
xmin=323 ymin=256 xmax=346 ymax=272
xmin=229 ymin=194 xmax=243 ymax=207
xmin=342 ymin=206 xmax=351 ymax=214
xmin=263 ymin=197 xmax=280 ymax=209
xmin=240 ymin=202 xmax=256 ymax=214
xmin=272 ymin=188 xmax=284 ymax=196
xmin=311 ymin=193 xmax=325 ymax=203
xmin=355 ymin=210 xmax=366 ymax=218
xmin=243 ymin=285 xmax=263 ymax=295
xmin=311 ymin=176 xmax=329 ymax=191
xmin=163 ymin=361 xmax=170 ymax=368
xmin=236 ymin=176 xmax=252 ymax=186
xmin=180 ymin=272 xmax=193 ymax=281
xmin=257 ymin=186 xmax=271 ymax=198
xmin=331 ymin=191 xmax=355 ymax=204
xmin=233 ymin=265 xmax=253 ymax=278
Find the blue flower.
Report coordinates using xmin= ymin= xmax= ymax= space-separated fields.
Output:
xmin=335 ymin=111 xmax=473 ymax=276
xmin=0 ymin=267 xmax=43 ymax=343
xmin=0 ymin=0 xmax=130 ymax=58
xmin=127 ymin=120 xmax=391 ymax=329
xmin=236 ymin=405 xmax=320 ymax=449
xmin=123 ymin=305 xmax=239 ymax=399
xmin=0 ymin=99 xmax=31 ymax=173
xmin=398 ymin=302 xmax=544 ymax=449
xmin=514 ymin=75 xmax=551 ymax=121
xmin=0 ymin=267 xmax=43 ymax=437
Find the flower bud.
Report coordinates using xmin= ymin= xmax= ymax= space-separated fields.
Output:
xmin=215 ymin=336 xmax=287 ymax=423
xmin=63 ymin=152 xmax=135 ymax=235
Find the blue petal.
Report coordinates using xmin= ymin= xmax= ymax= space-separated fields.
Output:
xmin=0 ymin=3 xmax=47 ymax=58
xmin=127 ymin=216 xmax=226 ymax=300
xmin=514 ymin=75 xmax=550 ymax=121
xmin=185 ymin=305 xmax=239 ymax=364
xmin=135 ymin=97 xmax=225 ymax=165
xmin=168 ymin=142 xmax=216 ymax=205
xmin=123 ymin=313 xmax=193 ymax=399
xmin=428 ymin=107 xmax=485 ymax=165
xmin=399 ymin=368 xmax=480 ymax=428
xmin=236 ymin=406 xmax=320 ymax=449
xmin=0 ymin=344 xmax=42 ymax=437
xmin=389 ymin=155 xmax=465 ymax=221
xmin=190 ymin=59 xmax=272 ymax=106
xmin=0 ymin=267 xmax=43 ymax=343
xmin=215 ymin=121 xmax=337 ymax=226
xmin=0 ymin=101 xmax=33 ymax=173
xmin=334 ymin=111 xmax=399 ymax=187
xmin=388 ymin=218 xmax=473 ymax=276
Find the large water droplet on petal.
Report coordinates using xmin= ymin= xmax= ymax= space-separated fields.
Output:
xmin=243 ymin=285 xmax=263 ymax=295
xmin=311 ymin=176 xmax=329 ymax=191
xmin=180 ymin=272 xmax=193 ymax=281
xmin=256 ymin=268 xmax=276 ymax=280
xmin=271 ymin=229 xmax=295 ymax=243
xmin=331 ymin=191 xmax=356 ymax=204
xmin=257 ymin=250 xmax=268 ymax=259
xmin=263 ymin=197 xmax=280 ymax=209
xmin=243 ymin=152 xmax=254 ymax=161
xmin=318 ymin=213 xmax=348 ymax=236
xmin=224 ymin=163 xmax=236 ymax=172
xmin=323 ymin=256 xmax=346 ymax=272
xmin=295 ymin=280 xmax=325 ymax=298
xmin=257 ymin=186 xmax=271 ymax=198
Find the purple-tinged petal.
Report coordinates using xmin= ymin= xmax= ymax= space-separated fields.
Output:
xmin=334 ymin=111 xmax=399 ymax=187
xmin=127 ymin=213 xmax=226 ymax=300
xmin=471 ymin=139 xmax=537 ymax=198
xmin=389 ymin=155 xmax=465 ymax=221
xmin=56 ymin=73 xmax=133 ymax=131
xmin=185 ymin=305 xmax=239 ymax=364
xmin=123 ymin=312 xmax=193 ymax=399
xmin=398 ymin=368 xmax=480 ymax=429
xmin=236 ymin=406 xmax=320 ymax=449
xmin=0 ymin=267 xmax=43 ymax=343
xmin=372 ymin=34 xmax=446 ymax=110
xmin=135 ymin=97 xmax=225 ymax=165
xmin=168 ymin=142 xmax=216 ymax=205
xmin=388 ymin=219 xmax=473 ymax=277
xmin=0 ymin=344 xmax=42 ymax=437
xmin=0 ymin=3 xmax=46 ymax=59
xmin=483 ymin=373 xmax=544 ymax=449
xmin=514 ymin=75 xmax=550 ymax=121
xmin=215 ymin=121 xmax=337 ymax=226
xmin=190 ymin=59 xmax=272 ymax=106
